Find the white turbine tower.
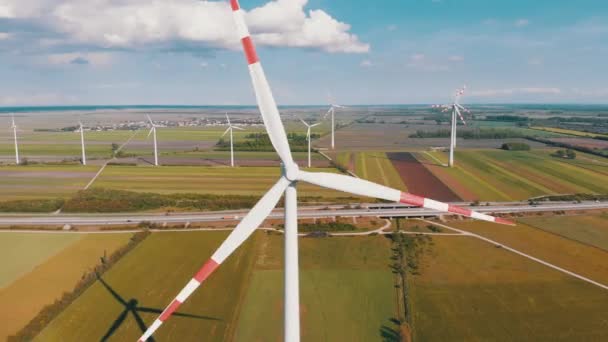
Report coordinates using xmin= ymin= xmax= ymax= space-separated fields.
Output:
xmin=138 ymin=2 xmax=513 ymax=341
xmin=146 ymin=115 xmax=159 ymax=166
xmin=325 ymin=103 xmax=345 ymax=150
xmin=10 ymin=114 xmax=20 ymax=165
xmin=299 ymin=118 xmax=320 ymax=168
xmin=444 ymin=86 xmax=468 ymax=168
xmin=78 ymin=121 xmax=87 ymax=165
xmin=222 ymin=113 xmax=244 ymax=167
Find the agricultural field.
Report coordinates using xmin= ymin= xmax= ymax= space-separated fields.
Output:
xmin=135 ymin=150 xmax=330 ymax=167
xmin=352 ymin=152 xmax=407 ymax=191
xmin=408 ymin=235 xmax=608 ymax=341
xmin=519 ymin=212 xmax=608 ymax=251
xmin=530 ymin=126 xmax=608 ymax=138
xmin=449 ymin=219 xmax=608 ymax=285
xmin=92 ymin=165 xmax=354 ymax=199
xmin=0 ymin=164 xmax=100 ymax=200
xmin=235 ymin=234 xmax=397 ymax=342
xmin=37 ymin=231 xmax=256 ymax=342
xmin=418 ymin=149 xmax=608 ymax=201
xmin=0 ymin=233 xmax=132 ymax=339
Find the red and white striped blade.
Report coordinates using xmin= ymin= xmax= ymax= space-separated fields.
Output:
xmin=231 ymin=0 xmax=294 ymax=166
xmin=137 ymin=176 xmax=290 ymax=342
xmin=455 ymin=106 xmax=467 ymax=125
xmin=297 ymin=171 xmax=514 ymax=226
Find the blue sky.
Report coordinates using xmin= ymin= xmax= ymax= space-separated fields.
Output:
xmin=0 ymin=0 xmax=606 ymax=105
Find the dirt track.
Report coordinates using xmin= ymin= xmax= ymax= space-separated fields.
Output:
xmin=387 ymin=152 xmax=461 ymax=202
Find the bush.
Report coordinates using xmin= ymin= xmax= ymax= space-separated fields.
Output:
xmin=0 ymin=199 xmax=64 ymax=213
xmin=501 ymin=142 xmax=531 ymax=151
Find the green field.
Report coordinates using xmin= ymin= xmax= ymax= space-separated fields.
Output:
xmin=0 ymin=233 xmax=82 ymax=288
xmin=93 ymin=165 xmax=353 ymax=198
xmin=450 ymin=220 xmax=608 ymax=285
xmin=0 ymin=164 xmax=100 ymax=200
xmin=37 ymin=231 xmax=256 ymax=342
xmin=351 ymin=152 xmax=407 ymax=191
xmin=235 ymin=234 xmax=397 ymax=341
xmin=1 ymin=233 xmax=132 ymax=339
xmin=419 ymin=149 xmax=608 ymax=201
xmin=409 ymin=235 xmax=608 ymax=341
xmin=520 ymin=213 xmax=608 ymax=251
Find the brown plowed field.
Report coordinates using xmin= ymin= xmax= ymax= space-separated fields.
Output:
xmin=387 ymin=152 xmax=461 ymax=201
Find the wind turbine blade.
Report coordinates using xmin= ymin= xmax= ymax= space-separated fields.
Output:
xmin=231 ymin=0 xmax=294 ymax=165
xmin=232 ymin=126 xmax=245 ymax=131
xmin=455 ymin=107 xmax=467 ymax=125
xmin=138 ymin=176 xmax=290 ymax=342
xmin=299 ymin=118 xmax=310 ymax=127
xmin=297 ymin=171 xmax=514 ymax=226
xmin=333 ymin=105 xmax=346 ymax=109
xmin=310 ymin=123 xmax=321 ymax=128
xmin=225 ymin=113 xmax=231 ymax=126
xmin=147 ymin=128 xmax=154 ymax=139
xmin=146 ymin=114 xmax=154 ymax=126
xmin=221 ymin=127 xmax=231 ymax=137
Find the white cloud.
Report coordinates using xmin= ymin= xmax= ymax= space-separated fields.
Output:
xmin=387 ymin=24 xmax=397 ymax=32
xmin=0 ymin=93 xmax=78 ymax=106
xmin=360 ymin=59 xmax=372 ymax=67
xmin=448 ymin=55 xmax=464 ymax=62
xmin=200 ymin=61 xmax=209 ymax=68
xmin=44 ymin=52 xmax=114 ymax=67
xmin=0 ymin=32 xmax=11 ymax=40
xmin=471 ymin=87 xmax=561 ymax=97
xmin=407 ymin=53 xmax=448 ymax=72
xmin=4 ymin=0 xmax=368 ymax=54
xmin=515 ymin=19 xmax=529 ymax=27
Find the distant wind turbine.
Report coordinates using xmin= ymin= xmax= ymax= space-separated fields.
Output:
xmin=222 ymin=113 xmax=245 ymax=167
xmin=146 ymin=115 xmax=159 ymax=166
xmin=324 ymin=102 xmax=345 ymax=150
xmin=299 ymin=118 xmax=321 ymax=168
xmin=442 ymin=86 xmax=469 ymax=167
xmin=79 ymin=121 xmax=87 ymax=165
xmin=10 ymin=114 xmax=20 ymax=165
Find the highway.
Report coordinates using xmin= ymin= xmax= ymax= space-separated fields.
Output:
xmin=0 ymin=201 xmax=606 ymax=227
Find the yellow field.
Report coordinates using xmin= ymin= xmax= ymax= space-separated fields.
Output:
xmin=530 ymin=126 xmax=608 ymax=138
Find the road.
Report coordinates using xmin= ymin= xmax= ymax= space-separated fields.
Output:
xmin=0 ymin=201 xmax=606 ymax=227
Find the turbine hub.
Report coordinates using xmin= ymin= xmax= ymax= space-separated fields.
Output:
xmin=283 ymin=162 xmax=300 ymax=182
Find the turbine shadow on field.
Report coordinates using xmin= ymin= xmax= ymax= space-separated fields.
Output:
xmin=138 ymin=157 xmax=156 ymax=166
xmin=96 ymin=274 xmax=219 ymax=341
xmin=379 ymin=324 xmax=401 ymax=342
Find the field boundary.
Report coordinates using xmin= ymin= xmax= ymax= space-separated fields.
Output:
xmin=421 ymin=219 xmax=608 ymax=291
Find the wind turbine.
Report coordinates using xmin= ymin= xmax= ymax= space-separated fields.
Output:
xmin=222 ymin=113 xmax=244 ymax=167
xmin=324 ymin=103 xmax=345 ymax=150
xmin=146 ymin=115 xmax=159 ymax=166
xmin=78 ymin=120 xmax=87 ymax=165
xmin=299 ymin=118 xmax=320 ymax=168
xmin=10 ymin=114 xmax=20 ymax=165
xmin=138 ymin=2 xmax=513 ymax=341
xmin=441 ymin=86 xmax=468 ymax=168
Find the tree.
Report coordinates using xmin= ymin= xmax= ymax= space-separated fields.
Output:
xmin=111 ymin=143 xmax=119 ymax=154
xmin=566 ymin=149 xmax=576 ymax=159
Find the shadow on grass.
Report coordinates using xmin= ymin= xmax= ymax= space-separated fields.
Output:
xmin=380 ymin=323 xmax=401 ymax=342
xmin=97 ymin=274 xmax=219 ymax=341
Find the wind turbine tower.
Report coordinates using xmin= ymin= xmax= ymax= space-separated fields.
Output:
xmin=79 ymin=121 xmax=87 ymax=165
xmin=11 ymin=114 xmax=20 ymax=165
xmin=222 ymin=113 xmax=244 ymax=167
xmin=445 ymin=86 xmax=468 ymax=168
xmin=299 ymin=118 xmax=320 ymax=168
xmin=325 ymin=103 xmax=344 ymax=150
xmin=146 ymin=115 xmax=159 ymax=166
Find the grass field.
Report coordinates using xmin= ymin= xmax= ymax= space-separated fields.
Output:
xmin=530 ymin=126 xmax=608 ymax=138
xmin=235 ymin=234 xmax=397 ymax=342
xmin=350 ymin=152 xmax=407 ymax=190
xmin=0 ymin=233 xmax=82 ymax=288
xmin=0 ymin=164 xmax=100 ymax=200
xmin=418 ymin=149 xmax=608 ymax=201
xmin=449 ymin=220 xmax=608 ymax=285
xmin=37 ymin=231 xmax=257 ymax=342
xmin=408 ymin=235 xmax=608 ymax=341
xmin=519 ymin=213 xmax=608 ymax=251
xmin=93 ymin=165 xmax=354 ymax=199
xmin=0 ymin=233 xmax=132 ymax=339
